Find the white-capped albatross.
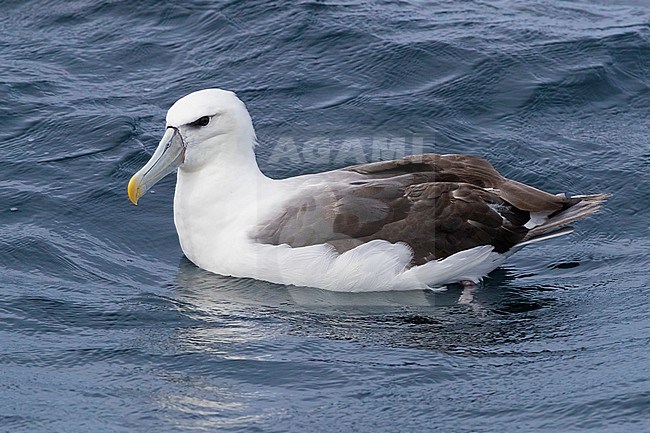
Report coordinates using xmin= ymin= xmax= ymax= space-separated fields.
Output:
xmin=128 ymin=88 xmax=607 ymax=292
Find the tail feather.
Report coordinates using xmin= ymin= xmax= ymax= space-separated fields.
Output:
xmin=522 ymin=193 xmax=609 ymax=242
xmin=515 ymin=226 xmax=574 ymax=249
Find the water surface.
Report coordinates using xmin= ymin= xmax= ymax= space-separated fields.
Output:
xmin=1 ymin=1 xmax=649 ymax=431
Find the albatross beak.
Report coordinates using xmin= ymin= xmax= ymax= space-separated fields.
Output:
xmin=128 ymin=127 xmax=186 ymax=205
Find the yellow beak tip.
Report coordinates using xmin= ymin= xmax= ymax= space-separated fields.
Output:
xmin=127 ymin=176 xmax=140 ymax=206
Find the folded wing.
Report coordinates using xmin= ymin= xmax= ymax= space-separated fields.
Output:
xmin=254 ymin=154 xmax=603 ymax=265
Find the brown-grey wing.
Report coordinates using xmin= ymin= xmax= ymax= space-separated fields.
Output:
xmin=345 ymin=153 xmax=572 ymax=212
xmin=345 ymin=153 xmax=506 ymax=187
xmin=360 ymin=182 xmax=530 ymax=264
xmin=253 ymin=176 xmax=411 ymax=249
xmin=254 ymin=175 xmax=531 ymax=264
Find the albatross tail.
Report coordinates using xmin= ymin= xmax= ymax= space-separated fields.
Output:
xmin=517 ymin=193 xmax=610 ymax=248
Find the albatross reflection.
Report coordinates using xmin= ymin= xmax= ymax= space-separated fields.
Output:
xmin=169 ymin=257 xmax=561 ymax=352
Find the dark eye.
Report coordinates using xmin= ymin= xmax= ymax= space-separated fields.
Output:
xmin=189 ymin=116 xmax=210 ymax=127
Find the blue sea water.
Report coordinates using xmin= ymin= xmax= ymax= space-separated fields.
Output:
xmin=1 ymin=0 xmax=649 ymax=431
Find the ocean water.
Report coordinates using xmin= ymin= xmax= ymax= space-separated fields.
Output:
xmin=1 ymin=1 xmax=649 ymax=431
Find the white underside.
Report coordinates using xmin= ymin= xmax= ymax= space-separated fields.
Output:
xmin=191 ymin=235 xmax=505 ymax=292
xmin=172 ymin=163 xmax=514 ymax=292
xmin=184 ymin=235 xmax=507 ymax=292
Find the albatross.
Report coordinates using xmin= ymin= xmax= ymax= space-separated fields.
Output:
xmin=127 ymin=88 xmax=607 ymax=292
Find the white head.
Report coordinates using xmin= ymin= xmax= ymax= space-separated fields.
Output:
xmin=128 ymin=88 xmax=257 ymax=204
xmin=167 ymin=88 xmax=256 ymax=171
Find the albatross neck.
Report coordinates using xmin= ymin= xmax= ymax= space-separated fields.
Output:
xmin=177 ymin=139 xmax=272 ymax=201
xmin=173 ymin=138 xmax=275 ymax=266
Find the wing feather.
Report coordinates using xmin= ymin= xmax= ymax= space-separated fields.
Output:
xmin=254 ymin=153 xmax=581 ymax=264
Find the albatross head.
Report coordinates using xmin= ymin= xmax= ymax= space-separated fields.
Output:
xmin=127 ymin=88 xmax=255 ymax=204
